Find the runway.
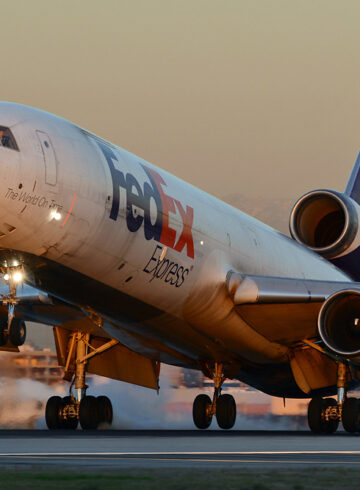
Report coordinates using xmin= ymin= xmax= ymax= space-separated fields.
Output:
xmin=0 ymin=430 xmax=359 ymax=468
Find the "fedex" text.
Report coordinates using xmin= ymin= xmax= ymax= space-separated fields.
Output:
xmin=96 ymin=141 xmax=195 ymax=259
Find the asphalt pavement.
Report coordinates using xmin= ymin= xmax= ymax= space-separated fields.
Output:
xmin=0 ymin=430 xmax=359 ymax=468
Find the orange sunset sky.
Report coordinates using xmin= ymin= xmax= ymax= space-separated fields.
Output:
xmin=1 ymin=0 xmax=360 ymax=199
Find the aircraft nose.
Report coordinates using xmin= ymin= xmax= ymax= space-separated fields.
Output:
xmin=0 ymin=126 xmax=22 ymax=223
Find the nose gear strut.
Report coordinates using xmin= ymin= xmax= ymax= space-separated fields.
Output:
xmin=0 ymin=265 xmax=26 ymax=347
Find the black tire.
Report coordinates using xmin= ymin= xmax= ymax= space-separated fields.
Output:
xmin=9 ymin=319 xmax=26 ymax=346
xmin=61 ymin=396 xmax=78 ymax=430
xmin=79 ymin=395 xmax=99 ymax=430
xmin=193 ymin=394 xmax=212 ymax=429
xmin=0 ymin=322 xmax=7 ymax=347
xmin=45 ymin=396 xmax=63 ymax=430
xmin=308 ymin=397 xmax=324 ymax=434
xmin=97 ymin=396 xmax=113 ymax=425
xmin=308 ymin=397 xmax=339 ymax=434
xmin=322 ymin=398 xmax=339 ymax=434
xmin=342 ymin=398 xmax=360 ymax=433
xmin=216 ymin=394 xmax=237 ymax=430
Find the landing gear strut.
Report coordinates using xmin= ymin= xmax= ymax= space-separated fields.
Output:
xmin=0 ymin=265 xmax=27 ymax=347
xmin=45 ymin=332 xmax=113 ymax=430
xmin=307 ymin=362 xmax=360 ymax=434
xmin=192 ymin=363 xmax=236 ymax=430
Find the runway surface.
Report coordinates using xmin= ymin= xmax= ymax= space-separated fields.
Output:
xmin=0 ymin=430 xmax=359 ymax=468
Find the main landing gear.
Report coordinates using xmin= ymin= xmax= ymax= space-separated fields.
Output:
xmin=192 ymin=363 xmax=236 ymax=430
xmin=45 ymin=332 xmax=113 ymax=430
xmin=45 ymin=394 xmax=113 ymax=430
xmin=307 ymin=362 xmax=360 ymax=434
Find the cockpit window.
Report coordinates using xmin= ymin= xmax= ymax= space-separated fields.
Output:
xmin=0 ymin=127 xmax=19 ymax=151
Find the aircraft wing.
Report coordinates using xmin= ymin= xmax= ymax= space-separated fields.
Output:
xmin=0 ymin=284 xmax=160 ymax=389
xmin=226 ymin=271 xmax=358 ymax=345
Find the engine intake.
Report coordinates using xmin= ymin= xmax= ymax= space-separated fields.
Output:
xmin=289 ymin=190 xmax=360 ymax=259
xmin=318 ymin=289 xmax=360 ymax=357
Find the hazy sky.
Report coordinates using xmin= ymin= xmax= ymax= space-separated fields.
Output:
xmin=1 ymin=0 xmax=360 ymax=199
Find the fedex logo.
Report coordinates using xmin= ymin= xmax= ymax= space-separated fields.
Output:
xmin=96 ymin=141 xmax=195 ymax=259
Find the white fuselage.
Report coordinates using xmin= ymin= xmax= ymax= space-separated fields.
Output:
xmin=0 ymin=103 xmax=351 ymax=366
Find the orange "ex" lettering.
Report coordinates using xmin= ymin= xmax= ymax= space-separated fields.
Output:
xmin=173 ymin=200 xmax=194 ymax=259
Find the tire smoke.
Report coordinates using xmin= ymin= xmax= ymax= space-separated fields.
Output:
xmin=0 ymin=370 xmax=302 ymax=430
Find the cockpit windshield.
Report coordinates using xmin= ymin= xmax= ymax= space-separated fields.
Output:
xmin=0 ymin=127 xmax=18 ymax=151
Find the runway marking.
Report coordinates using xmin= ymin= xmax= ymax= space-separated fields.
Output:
xmin=2 ymin=456 xmax=360 ymax=466
xmin=0 ymin=451 xmax=360 ymax=456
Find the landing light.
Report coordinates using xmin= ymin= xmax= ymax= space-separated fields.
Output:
xmin=4 ymin=274 xmax=9 ymax=281
xmin=50 ymin=210 xmax=62 ymax=221
xmin=13 ymin=272 xmax=23 ymax=283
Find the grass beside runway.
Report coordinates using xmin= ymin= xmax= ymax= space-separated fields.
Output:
xmin=0 ymin=467 xmax=360 ymax=489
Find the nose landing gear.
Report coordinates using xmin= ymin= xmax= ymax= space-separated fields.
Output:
xmin=192 ymin=363 xmax=237 ymax=430
xmin=0 ymin=265 xmax=26 ymax=347
xmin=45 ymin=331 xmax=113 ymax=430
xmin=0 ymin=318 xmax=26 ymax=347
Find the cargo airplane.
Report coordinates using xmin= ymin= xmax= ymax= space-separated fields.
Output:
xmin=0 ymin=102 xmax=360 ymax=433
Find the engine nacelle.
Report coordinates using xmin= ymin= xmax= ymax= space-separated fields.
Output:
xmin=318 ymin=289 xmax=360 ymax=357
xmin=289 ymin=190 xmax=360 ymax=259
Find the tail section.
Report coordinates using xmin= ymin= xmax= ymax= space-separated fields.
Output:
xmin=345 ymin=151 xmax=360 ymax=204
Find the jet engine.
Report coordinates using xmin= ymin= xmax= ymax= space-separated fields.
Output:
xmin=289 ymin=190 xmax=360 ymax=259
xmin=318 ymin=289 xmax=360 ymax=357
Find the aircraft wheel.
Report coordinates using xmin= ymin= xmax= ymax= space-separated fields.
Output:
xmin=322 ymin=398 xmax=339 ymax=434
xmin=9 ymin=319 xmax=26 ymax=346
xmin=308 ymin=397 xmax=324 ymax=433
xmin=308 ymin=397 xmax=338 ymax=434
xmin=45 ymin=396 xmax=63 ymax=430
xmin=0 ymin=322 xmax=7 ymax=347
xmin=97 ymin=396 xmax=113 ymax=425
xmin=79 ymin=395 xmax=99 ymax=430
xmin=216 ymin=394 xmax=236 ymax=429
xmin=193 ymin=394 xmax=212 ymax=429
xmin=61 ymin=396 xmax=78 ymax=430
xmin=342 ymin=398 xmax=360 ymax=432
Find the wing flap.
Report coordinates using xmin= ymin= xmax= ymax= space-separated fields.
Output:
xmin=235 ymin=302 xmax=322 ymax=344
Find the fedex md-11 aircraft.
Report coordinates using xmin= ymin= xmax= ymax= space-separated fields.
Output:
xmin=0 ymin=102 xmax=360 ymax=433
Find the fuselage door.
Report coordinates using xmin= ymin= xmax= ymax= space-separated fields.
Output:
xmin=36 ymin=131 xmax=57 ymax=186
